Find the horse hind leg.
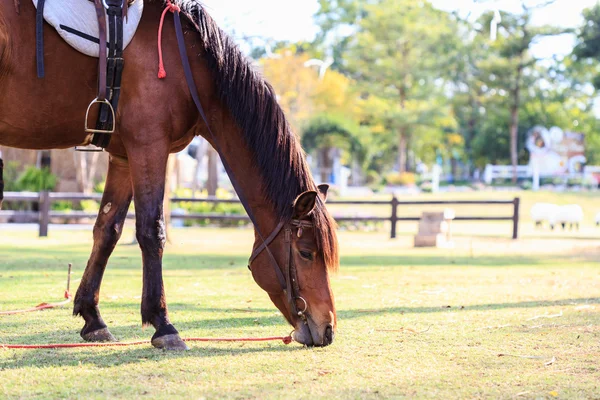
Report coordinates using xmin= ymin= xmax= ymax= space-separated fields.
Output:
xmin=128 ymin=147 xmax=187 ymax=351
xmin=73 ymin=155 xmax=133 ymax=342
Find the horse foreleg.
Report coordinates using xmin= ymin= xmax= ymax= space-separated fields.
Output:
xmin=129 ymin=147 xmax=187 ymax=350
xmin=73 ymin=155 xmax=133 ymax=342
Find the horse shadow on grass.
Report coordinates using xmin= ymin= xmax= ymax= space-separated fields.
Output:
xmin=0 ymin=341 xmax=299 ymax=370
xmin=2 ymin=297 xmax=597 ymax=369
xmin=336 ymin=297 xmax=600 ymax=319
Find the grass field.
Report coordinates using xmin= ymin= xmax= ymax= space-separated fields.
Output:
xmin=1 ymin=190 xmax=599 ymax=399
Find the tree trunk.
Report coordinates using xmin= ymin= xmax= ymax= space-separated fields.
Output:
xmin=510 ymin=105 xmax=519 ymax=184
xmin=398 ymin=131 xmax=407 ymax=173
xmin=319 ymin=147 xmax=332 ymax=182
xmin=206 ymin=146 xmax=218 ymax=196
xmin=397 ymin=42 xmax=409 ymax=174
xmin=451 ymin=157 xmax=457 ymax=181
xmin=510 ymin=63 xmax=523 ymax=184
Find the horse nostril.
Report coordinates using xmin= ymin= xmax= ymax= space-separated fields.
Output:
xmin=323 ymin=324 xmax=334 ymax=345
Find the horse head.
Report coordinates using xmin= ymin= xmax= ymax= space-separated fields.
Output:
xmin=249 ymin=184 xmax=338 ymax=347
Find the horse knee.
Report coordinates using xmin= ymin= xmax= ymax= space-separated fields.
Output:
xmin=93 ymin=220 xmax=124 ymax=250
xmin=136 ymin=218 xmax=166 ymax=251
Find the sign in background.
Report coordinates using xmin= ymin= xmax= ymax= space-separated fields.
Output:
xmin=526 ymin=126 xmax=586 ymax=176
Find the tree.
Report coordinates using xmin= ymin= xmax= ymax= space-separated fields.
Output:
xmin=316 ymin=0 xmax=459 ymax=172
xmin=260 ymin=51 xmax=321 ymax=133
xmin=475 ymin=4 xmax=564 ymax=182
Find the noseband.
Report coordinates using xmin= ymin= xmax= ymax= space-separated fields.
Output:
xmin=169 ymin=9 xmax=315 ymax=325
xmin=248 ymin=219 xmax=314 ymax=323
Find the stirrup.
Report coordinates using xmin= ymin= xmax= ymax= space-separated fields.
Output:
xmin=75 ymin=143 xmax=105 ymax=152
xmin=84 ymin=98 xmax=116 ymax=135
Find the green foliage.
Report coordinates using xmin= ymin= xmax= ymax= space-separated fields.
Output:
xmin=14 ymin=166 xmax=57 ymax=192
xmin=310 ymin=0 xmax=600 ymax=178
xmin=385 ymin=172 xmax=416 ymax=186
xmin=1 ymin=161 xmax=21 ymax=191
xmin=172 ymin=188 xmax=246 ymax=227
xmin=94 ymin=180 xmax=106 ymax=194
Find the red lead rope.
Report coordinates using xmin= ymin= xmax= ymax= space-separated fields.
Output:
xmin=0 ymin=264 xmax=73 ymax=316
xmin=0 ymin=264 xmax=293 ymax=349
xmin=1 ymin=336 xmax=293 ymax=349
xmin=0 ymin=290 xmax=72 ymax=316
xmin=157 ymin=0 xmax=180 ymax=78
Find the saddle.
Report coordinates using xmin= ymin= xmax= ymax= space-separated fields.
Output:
xmin=32 ymin=0 xmax=145 ymax=152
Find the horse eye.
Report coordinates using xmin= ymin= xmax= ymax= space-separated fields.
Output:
xmin=299 ymin=250 xmax=313 ymax=261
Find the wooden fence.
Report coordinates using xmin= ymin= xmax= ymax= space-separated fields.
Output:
xmin=1 ymin=192 xmax=520 ymax=239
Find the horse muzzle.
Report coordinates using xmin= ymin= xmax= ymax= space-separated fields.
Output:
xmin=291 ymin=319 xmax=335 ymax=347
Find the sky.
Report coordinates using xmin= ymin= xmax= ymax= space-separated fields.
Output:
xmin=201 ymin=0 xmax=600 ymax=59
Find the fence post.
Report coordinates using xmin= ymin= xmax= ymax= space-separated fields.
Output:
xmin=39 ymin=191 xmax=50 ymax=237
xmin=390 ymin=195 xmax=398 ymax=239
xmin=512 ymin=197 xmax=520 ymax=240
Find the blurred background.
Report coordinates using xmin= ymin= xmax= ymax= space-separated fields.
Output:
xmin=4 ymin=0 xmax=600 ymax=240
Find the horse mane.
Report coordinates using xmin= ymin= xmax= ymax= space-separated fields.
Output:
xmin=163 ymin=0 xmax=339 ymax=271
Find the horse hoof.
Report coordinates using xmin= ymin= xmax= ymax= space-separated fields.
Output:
xmin=151 ymin=334 xmax=189 ymax=351
xmin=82 ymin=327 xmax=117 ymax=342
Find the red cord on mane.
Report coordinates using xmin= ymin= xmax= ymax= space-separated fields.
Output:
xmin=157 ymin=1 xmax=180 ymax=79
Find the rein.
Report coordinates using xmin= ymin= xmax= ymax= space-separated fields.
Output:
xmin=164 ymin=4 xmax=310 ymax=324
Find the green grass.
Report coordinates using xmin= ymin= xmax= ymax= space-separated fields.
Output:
xmin=1 ymin=218 xmax=599 ymax=398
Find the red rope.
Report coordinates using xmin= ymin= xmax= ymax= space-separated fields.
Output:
xmin=1 ymin=336 xmax=293 ymax=349
xmin=0 ymin=290 xmax=72 ymax=316
xmin=0 ymin=264 xmax=293 ymax=349
xmin=157 ymin=0 xmax=180 ymax=79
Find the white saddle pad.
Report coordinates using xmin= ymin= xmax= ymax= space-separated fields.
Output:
xmin=32 ymin=0 xmax=144 ymax=58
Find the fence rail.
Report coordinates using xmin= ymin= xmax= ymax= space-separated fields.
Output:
xmin=1 ymin=192 xmax=520 ymax=239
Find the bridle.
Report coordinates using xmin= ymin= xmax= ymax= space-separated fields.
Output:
xmin=167 ymin=9 xmax=314 ymax=325
xmin=248 ymin=219 xmax=314 ymax=324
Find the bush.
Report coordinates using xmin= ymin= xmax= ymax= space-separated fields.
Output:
xmin=420 ymin=182 xmax=433 ymax=193
xmin=567 ymin=177 xmax=583 ymax=187
xmin=366 ymin=171 xmax=381 ymax=186
xmin=172 ymin=188 xmax=246 ymax=227
xmin=520 ymin=180 xmax=532 ymax=190
xmin=2 ymin=161 xmax=21 ymax=191
xmin=15 ymin=167 xmax=57 ymax=191
xmin=94 ymin=181 xmax=106 ymax=193
xmin=386 ymin=172 xmax=416 ymax=186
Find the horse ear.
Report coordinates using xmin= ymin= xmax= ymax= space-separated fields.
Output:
xmin=317 ymin=184 xmax=329 ymax=203
xmin=293 ymin=191 xmax=318 ymax=219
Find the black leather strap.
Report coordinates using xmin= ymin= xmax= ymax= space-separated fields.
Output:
xmin=92 ymin=0 xmax=125 ymax=149
xmin=249 ymin=220 xmax=286 ymax=265
xmin=35 ymin=0 xmax=46 ymax=78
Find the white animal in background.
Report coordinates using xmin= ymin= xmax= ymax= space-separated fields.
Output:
xmin=530 ymin=203 xmax=559 ymax=229
xmin=549 ymin=204 xmax=584 ymax=231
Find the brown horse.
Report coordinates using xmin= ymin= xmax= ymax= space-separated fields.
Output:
xmin=0 ymin=0 xmax=339 ymax=349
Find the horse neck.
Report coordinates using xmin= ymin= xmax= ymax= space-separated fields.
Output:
xmin=206 ymin=117 xmax=282 ymax=236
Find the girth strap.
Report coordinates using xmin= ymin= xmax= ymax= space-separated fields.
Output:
xmin=35 ymin=0 xmax=46 ymax=78
xmin=91 ymin=0 xmax=125 ymax=149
